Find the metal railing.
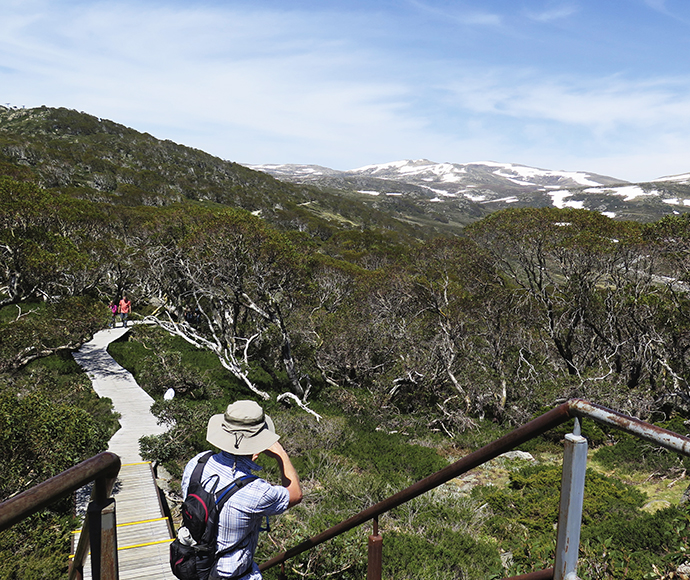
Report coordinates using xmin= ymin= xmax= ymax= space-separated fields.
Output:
xmin=0 ymin=451 xmax=121 ymax=580
xmin=259 ymin=399 xmax=690 ymax=580
xmin=2 ymin=400 xmax=689 ymax=579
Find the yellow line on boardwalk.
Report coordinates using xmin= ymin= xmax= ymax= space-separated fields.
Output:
xmin=118 ymin=538 xmax=174 ymax=551
xmin=71 ymin=516 xmax=169 ymax=534
xmin=69 ymin=538 xmax=173 ymax=558
xmin=118 ymin=516 xmax=169 ymax=528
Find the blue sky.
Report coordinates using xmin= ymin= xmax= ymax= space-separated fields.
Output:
xmin=2 ymin=0 xmax=690 ymax=182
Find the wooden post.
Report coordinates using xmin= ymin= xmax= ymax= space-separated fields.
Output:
xmin=87 ymin=497 xmax=118 ymax=580
xmin=367 ymin=518 xmax=383 ymax=580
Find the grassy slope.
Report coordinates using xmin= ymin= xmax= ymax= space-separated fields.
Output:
xmin=106 ymin=325 xmax=690 ymax=580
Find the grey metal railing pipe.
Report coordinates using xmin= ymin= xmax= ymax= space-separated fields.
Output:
xmin=261 ymin=399 xmax=690 ymax=577
xmin=568 ymin=399 xmax=690 ymax=456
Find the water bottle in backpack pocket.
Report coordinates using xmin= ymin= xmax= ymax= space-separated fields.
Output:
xmin=170 ymin=529 xmax=204 ymax=580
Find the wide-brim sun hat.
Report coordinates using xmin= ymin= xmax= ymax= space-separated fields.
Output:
xmin=206 ymin=400 xmax=279 ymax=456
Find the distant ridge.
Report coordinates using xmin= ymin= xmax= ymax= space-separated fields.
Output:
xmin=250 ymin=159 xmax=690 ymax=223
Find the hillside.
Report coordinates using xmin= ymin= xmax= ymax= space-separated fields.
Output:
xmin=5 ymin=105 xmax=690 ymax=241
xmin=0 ymin=106 xmax=426 ymax=238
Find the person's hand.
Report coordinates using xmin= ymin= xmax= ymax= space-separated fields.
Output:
xmin=252 ymin=441 xmax=285 ymax=462
xmin=255 ymin=441 xmax=302 ymax=506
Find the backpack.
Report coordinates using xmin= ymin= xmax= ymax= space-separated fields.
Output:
xmin=170 ymin=452 xmax=258 ymax=580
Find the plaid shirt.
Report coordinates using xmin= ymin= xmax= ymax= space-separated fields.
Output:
xmin=181 ymin=451 xmax=290 ymax=579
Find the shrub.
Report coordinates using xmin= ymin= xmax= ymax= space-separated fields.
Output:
xmin=383 ymin=529 xmax=503 ymax=580
xmin=0 ymin=512 xmax=78 ymax=580
xmin=22 ymin=356 xmax=120 ymax=440
xmin=579 ymin=505 xmax=690 ymax=580
xmin=337 ymin=429 xmax=448 ymax=485
xmin=475 ymin=464 xmax=647 ymax=576
xmin=0 ymin=389 xmax=108 ymax=499
xmin=0 ymin=365 xmax=111 ymax=580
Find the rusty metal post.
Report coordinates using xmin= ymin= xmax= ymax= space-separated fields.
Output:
xmin=88 ymin=491 xmax=119 ymax=580
xmin=554 ymin=418 xmax=587 ymax=580
xmin=367 ymin=517 xmax=383 ymax=580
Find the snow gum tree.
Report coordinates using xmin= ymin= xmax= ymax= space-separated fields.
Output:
xmin=141 ymin=208 xmax=318 ymax=415
xmin=466 ymin=207 xmax=688 ymax=415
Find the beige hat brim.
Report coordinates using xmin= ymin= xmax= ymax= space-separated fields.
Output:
xmin=206 ymin=413 xmax=279 ymax=456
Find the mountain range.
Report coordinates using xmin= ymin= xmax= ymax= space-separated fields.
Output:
xmin=249 ymin=159 xmax=690 ymax=225
xmin=2 ymin=105 xmax=689 ymax=238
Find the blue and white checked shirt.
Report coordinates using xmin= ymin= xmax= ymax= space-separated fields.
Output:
xmin=181 ymin=451 xmax=290 ymax=579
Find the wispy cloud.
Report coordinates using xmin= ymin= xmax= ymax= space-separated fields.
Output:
xmin=643 ymin=0 xmax=668 ymax=12
xmin=0 ymin=1 xmax=433 ymax=166
xmin=526 ymin=3 xmax=580 ymax=22
xmin=406 ymin=0 xmax=503 ymax=27
xmin=444 ymin=71 xmax=690 ymax=130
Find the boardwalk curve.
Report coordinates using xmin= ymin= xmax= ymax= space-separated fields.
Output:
xmin=72 ymin=326 xmax=167 ymax=464
xmin=72 ymin=326 xmax=174 ymax=579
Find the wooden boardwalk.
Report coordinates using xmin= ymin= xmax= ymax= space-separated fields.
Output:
xmin=72 ymin=326 xmax=167 ymax=464
xmin=72 ymin=326 xmax=175 ymax=579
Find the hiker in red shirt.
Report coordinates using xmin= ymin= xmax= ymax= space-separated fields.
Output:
xmin=118 ymin=295 xmax=132 ymax=327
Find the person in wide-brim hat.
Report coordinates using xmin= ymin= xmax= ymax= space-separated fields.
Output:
xmin=181 ymin=399 xmax=302 ymax=579
xmin=206 ymin=400 xmax=280 ymax=456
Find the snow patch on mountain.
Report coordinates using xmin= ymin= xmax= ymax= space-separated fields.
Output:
xmin=549 ymin=190 xmax=585 ymax=209
xmin=663 ymin=197 xmax=690 ymax=206
xmin=582 ymin=185 xmax=652 ymax=200
xmin=351 ymin=159 xmax=615 ymax=191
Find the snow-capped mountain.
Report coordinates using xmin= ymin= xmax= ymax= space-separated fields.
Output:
xmin=249 ymin=159 xmax=690 ymax=223
xmin=252 ymin=159 xmax=624 ymax=197
xmin=351 ymin=159 xmax=621 ymax=189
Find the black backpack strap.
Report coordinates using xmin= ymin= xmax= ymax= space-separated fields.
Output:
xmin=189 ymin=451 xmax=215 ymax=489
xmin=209 ymin=475 xmax=259 ymax=573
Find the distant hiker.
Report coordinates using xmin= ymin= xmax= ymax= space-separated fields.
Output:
xmin=119 ymin=295 xmax=132 ymax=327
xmin=108 ymin=300 xmax=118 ymax=328
xmin=176 ymin=400 xmax=302 ymax=580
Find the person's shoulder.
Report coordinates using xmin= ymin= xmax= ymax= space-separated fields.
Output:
xmin=184 ymin=450 xmax=215 ymax=472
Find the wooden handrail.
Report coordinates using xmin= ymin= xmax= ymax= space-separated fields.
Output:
xmin=0 ymin=451 xmax=121 ymax=580
xmin=0 ymin=451 xmax=120 ymax=531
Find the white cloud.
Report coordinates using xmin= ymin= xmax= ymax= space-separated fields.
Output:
xmin=406 ymin=0 xmax=502 ymax=27
xmin=526 ymin=3 xmax=580 ymax=22
xmin=3 ymin=0 xmax=690 ymax=181
xmin=2 ymin=3 xmax=418 ymax=141
xmin=443 ymin=71 xmax=690 ymax=130
xmin=643 ymin=0 xmax=668 ymax=12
